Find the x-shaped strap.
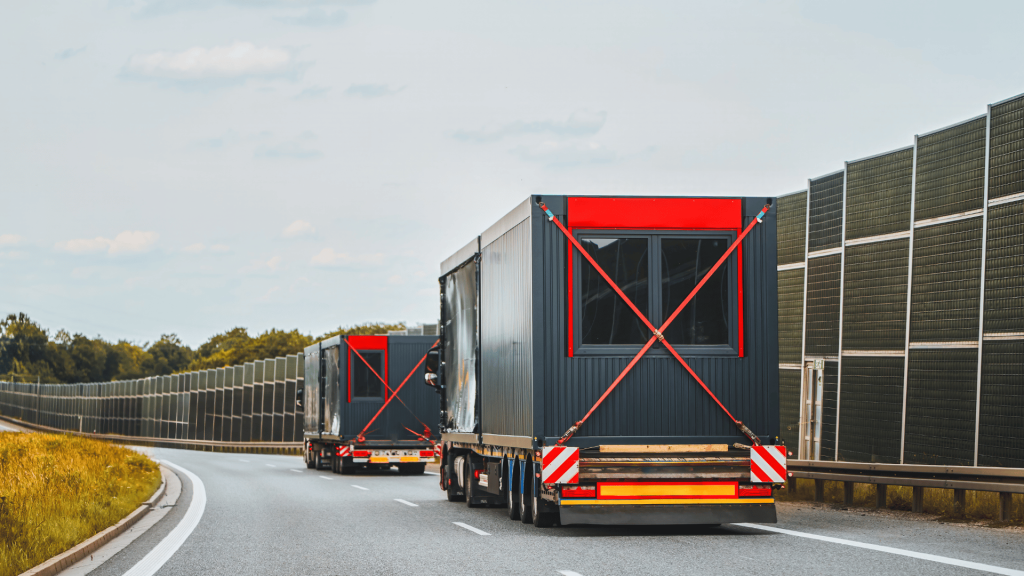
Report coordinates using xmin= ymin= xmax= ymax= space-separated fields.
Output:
xmin=344 ymin=337 xmax=440 ymax=444
xmin=538 ymin=202 xmax=769 ymax=446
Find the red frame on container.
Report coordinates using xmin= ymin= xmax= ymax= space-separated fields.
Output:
xmin=347 ymin=335 xmax=389 ymax=402
xmin=566 ymin=197 xmax=745 ymax=357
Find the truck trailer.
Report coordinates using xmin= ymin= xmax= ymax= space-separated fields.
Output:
xmin=302 ymin=333 xmax=440 ymax=474
xmin=424 ymin=195 xmax=786 ymax=526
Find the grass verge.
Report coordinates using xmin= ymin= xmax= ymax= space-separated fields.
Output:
xmin=0 ymin=432 xmax=161 ymax=576
xmin=777 ymin=478 xmax=1024 ymax=526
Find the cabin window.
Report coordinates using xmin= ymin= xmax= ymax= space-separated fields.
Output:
xmin=573 ymin=231 xmax=737 ymax=356
xmin=350 ymin=351 xmax=384 ymax=400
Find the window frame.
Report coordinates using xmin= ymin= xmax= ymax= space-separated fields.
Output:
xmin=571 ymin=228 xmax=740 ymax=358
xmin=347 ymin=336 xmax=389 ymax=403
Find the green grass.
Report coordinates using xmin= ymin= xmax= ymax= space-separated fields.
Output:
xmin=0 ymin=432 xmax=161 ymax=576
xmin=778 ymin=478 xmax=1024 ymax=525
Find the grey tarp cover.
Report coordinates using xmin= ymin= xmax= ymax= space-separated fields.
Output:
xmin=443 ymin=260 xmax=478 ymax=433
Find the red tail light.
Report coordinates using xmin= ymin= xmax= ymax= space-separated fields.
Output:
xmin=738 ymin=485 xmax=772 ymax=497
xmin=473 ymin=469 xmax=482 ymax=480
xmin=561 ymin=485 xmax=596 ymax=498
xmin=353 ymin=450 xmax=371 ymax=458
xmin=419 ymin=451 xmax=434 ymax=457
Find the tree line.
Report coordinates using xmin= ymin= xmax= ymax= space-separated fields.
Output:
xmin=0 ymin=313 xmax=405 ymax=384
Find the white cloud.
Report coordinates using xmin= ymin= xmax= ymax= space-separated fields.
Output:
xmin=183 ymin=243 xmax=205 ymax=253
xmin=345 ymin=84 xmax=403 ymax=98
xmin=513 ymin=140 xmax=616 ymax=167
xmin=266 ymin=255 xmax=282 ymax=271
xmin=210 ymin=244 xmax=231 ymax=252
xmin=56 ymin=47 xmax=86 ymax=60
xmin=455 ymin=110 xmax=607 ymax=143
xmin=0 ymin=234 xmax=23 ymax=247
xmin=56 ymin=231 xmax=159 ymax=255
xmin=282 ymin=220 xmax=315 ymax=238
xmin=310 ymin=248 xmax=385 ymax=267
xmin=123 ymin=42 xmax=301 ymax=82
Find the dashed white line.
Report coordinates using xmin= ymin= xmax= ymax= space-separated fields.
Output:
xmin=394 ymin=499 xmax=418 ymax=507
xmin=424 ymin=471 xmax=440 ymax=475
xmin=453 ymin=522 xmax=490 ymax=536
xmin=238 ymin=459 xmax=249 ymax=462
xmin=319 ymin=476 xmax=334 ymax=480
xmin=265 ymin=464 xmax=276 ymax=467
xmin=351 ymin=485 xmax=369 ymax=491
xmin=290 ymin=469 xmax=302 ymax=473
xmin=734 ymin=523 xmax=1024 ymax=576
xmin=558 ymin=571 xmax=584 ymax=576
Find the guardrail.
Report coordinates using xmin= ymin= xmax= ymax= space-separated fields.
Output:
xmin=789 ymin=459 xmax=1023 ymax=521
xmin=0 ymin=414 xmax=303 ymax=455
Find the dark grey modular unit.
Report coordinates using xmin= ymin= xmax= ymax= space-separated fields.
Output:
xmin=231 ymin=366 xmax=243 ymax=442
xmin=204 ymin=370 xmax=216 ymax=441
xmin=223 ymin=366 xmax=235 ymax=442
xmin=284 ymin=355 xmax=298 ymax=442
xmin=776 ymin=91 xmax=1024 ymax=468
xmin=188 ymin=372 xmax=199 ymax=440
xmin=438 ymin=195 xmax=779 ymax=448
xmin=242 ymin=362 xmax=254 ymax=441
xmin=160 ymin=375 xmax=170 ymax=439
xmin=273 ymin=357 xmax=286 ymax=442
xmin=214 ymin=367 xmax=225 ymax=441
xmin=293 ymin=358 xmax=305 ymax=441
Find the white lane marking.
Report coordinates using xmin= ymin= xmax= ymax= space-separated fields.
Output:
xmin=394 ymin=499 xmax=419 ymax=507
xmin=238 ymin=459 xmax=249 ymax=462
xmin=319 ymin=476 xmax=334 ymax=480
xmin=734 ymin=523 xmax=1024 ymax=576
xmin=121 ymin=460 xmax=206 ymax=576
xmin=453 ymin=522 xmax=490 ymax=536
xmin=558 ymin=572 xmax=584 ymax=576
xmin=351 ymin=485 xmax=369 ymax=491
xmin=265 ymin=464 xmax=276 ymax=467
xmin=290 ymin=469 xmax=302 ymax=473
xmin=424 ymin=471 xmax=440 ymax=475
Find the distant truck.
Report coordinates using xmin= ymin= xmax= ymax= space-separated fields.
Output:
xmin=301 ymin=332 xmax=439 ymax=474
xmin=424 ymin=195 xmax=786 ymax=526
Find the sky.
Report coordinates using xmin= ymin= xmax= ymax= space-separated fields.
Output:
xmin=3 ymin=0 xmax=1024 ymax=347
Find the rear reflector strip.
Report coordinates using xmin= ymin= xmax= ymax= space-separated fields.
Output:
xmin=738 ymin=485 xmax=772 ymax=497
xmin=597 ymin=482 xmax=738 ymax=500
xmin=561 ymin=485 xmax=596 ymax=498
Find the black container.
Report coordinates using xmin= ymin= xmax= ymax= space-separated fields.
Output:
xmin=438 ymin=195 xmax=779 ymax=449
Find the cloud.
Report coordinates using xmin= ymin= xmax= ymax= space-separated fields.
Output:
xmin=266 ymin=256 xmax=282 ymax=271
xmin=55 ymin=47 xmax=86 ymax=60
xmin=182 ymin=243 xmax=205 ymax=253
xmin=122 ymin=42 xmax=305 ymax=83
xmin=310 ymin=248 xmax=385 ymax=267
xmin=210 ymin=244 xmax=231 ymax=252
xmin=130 ymin=0 xmax=374 ymax=18
xmin=345 ymin=84 xmax=403 ymax=98
xmin=513 ymin=141 xmax=616 ymax=167
xmin=56 ymin=231 xmax=159 ymax=255
xmin=455 ymin=110 xmax=607 ymax=143
xmin=255 ymin=132 xmax=322 ymax=159
xmin=282 ymin=220 xmax=315 ymax=238
xmin=278 ymin=7 xmax=347 ymax=26
xmin=294 ymin=86 xmax=331 ymax=99
xmin=0 ymin=234 xmax=23 ymax=247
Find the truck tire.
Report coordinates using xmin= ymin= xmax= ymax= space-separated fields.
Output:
xmin=445 ymin=455 xmax=465 ymax=502
xmin=507 ymin=460 xmax=521 ymax=520
xmin=315 ymin=451 xmax=325 ymax=470
xmin=464 ymin=457 xmax=483 ymax=508
xmin=532 ymin=494 xmax=556 ymax=528
xmin=304 ymin=446 xmax=315 ymax=469
xmin=519 ymin=461 xmax=533 ymax=524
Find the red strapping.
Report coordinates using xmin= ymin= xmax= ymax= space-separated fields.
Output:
xmin=540 ymin=202 xmax=768 ymax=445
xmin=351 ymin=339 xmax=439 ymax=443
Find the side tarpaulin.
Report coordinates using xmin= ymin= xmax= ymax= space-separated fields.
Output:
xmin=443 ymin=259 xmax=478 ymax=433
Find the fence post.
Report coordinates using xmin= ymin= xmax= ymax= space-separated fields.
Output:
xmin=843 ymin=481 xmax=854 ymax=506
xmin=999 ymin=492 xmax=1012 ymax=522
xmin=912 ymin=486 xmax=924 ymax=513
xmin=814 ymin=479 xmax=825 ymax=502
xmin=876 ymin=484 xmax=887 ymax=508
xmin=953 ymin=488 xmax=967 ymax=517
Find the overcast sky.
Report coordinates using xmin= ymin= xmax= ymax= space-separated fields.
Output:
xmin=2 ymin=0 xmax=1023 ymax=347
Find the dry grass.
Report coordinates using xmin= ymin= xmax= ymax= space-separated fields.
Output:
xmin=778 ymin=478 xmax=1024 ymax=525
xmin=0 ymin=432 xmax=161 ymax=576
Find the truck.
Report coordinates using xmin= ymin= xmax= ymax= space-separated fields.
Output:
xmin=423 ymin=195 xmax=786 ymax=526
xmin=301 ymin=331 xmax=440 ymax=474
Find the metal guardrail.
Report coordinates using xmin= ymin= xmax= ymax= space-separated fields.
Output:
xmin=0 ymin=415 xmax=303 ymax=455
xmin=788 ymin=459 xmax=1023 ymax=520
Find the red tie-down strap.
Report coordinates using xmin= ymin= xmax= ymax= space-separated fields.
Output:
xmin=345 ymin=338 xmax=440 ymax=444
xmin=538 ymin=201 xmax=770 ymax=446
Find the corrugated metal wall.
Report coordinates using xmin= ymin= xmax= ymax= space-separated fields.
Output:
xmin=776 ymin=91 xmax=1024 ymax=469
xmin=480 ymin=218 xmax=534 ymax=437
xmin=536 ymin=197 xmax=779 ymax=444
xmin=777 ymin=191 xmax=807 ymax=265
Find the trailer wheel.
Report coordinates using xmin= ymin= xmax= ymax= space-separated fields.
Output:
xmin=304 ymin=445 xmax=315 ymax=469
xmin=315 ymin=450 xmax=325 ymax=470
xmin=519 ymin=461 xmax=533 ymax=524
xmin=445 ymin=454 xmax=465 ymax=502
xmin=532 ymin=494 xmax=556 ymax=528
xmin=507 ymin=460 xmax=521 ymax=520
xmin=464 ymin=457 xmax=483 ymax=508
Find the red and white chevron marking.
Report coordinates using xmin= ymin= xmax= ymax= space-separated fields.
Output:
xmin=750 ymin=445 xmax=787 ymax=483
xmin=541 ymin=446 xmax=579 ymax=484
xmin=433 ymin=444 xmax=442 ymax=458
xmin=336 ymin=445 xmax=351 ymax=458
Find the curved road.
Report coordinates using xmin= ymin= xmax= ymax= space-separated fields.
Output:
xmin=67 ymin=448 xmax=1024 ymax=576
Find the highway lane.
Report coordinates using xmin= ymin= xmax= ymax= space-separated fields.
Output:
xmin=79 ymin=447 xmax=1024 ymax=576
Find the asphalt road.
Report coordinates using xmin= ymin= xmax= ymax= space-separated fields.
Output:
xmin=71 ymin=447 xmax=1024 ymax=576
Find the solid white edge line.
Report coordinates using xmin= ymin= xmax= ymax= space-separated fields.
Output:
xmin=424 ymin=471 xmax=440 ymax=475
xmin=394 ymin=499 xmax=419 ymax=507
xmin=121 ymin=460 xmax=206 ymax=576
xmin=351 ymin=485 xmax=369 ymax=490
xmin=558 ymin=571 xmax=585 ymax=576
xmin=734 ymin=524 xmax=1024 ymax=576
xmin=453 ymin=522 xmax=490 ymax=536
